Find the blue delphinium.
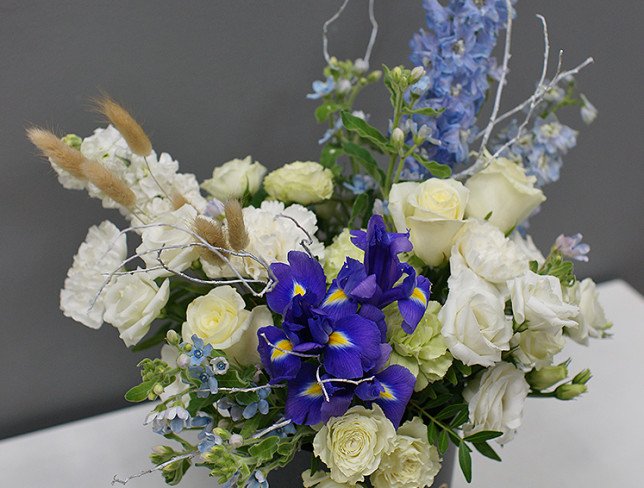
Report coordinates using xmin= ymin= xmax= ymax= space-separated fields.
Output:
xmin=408 ymin=0 xmax=516 ymax=168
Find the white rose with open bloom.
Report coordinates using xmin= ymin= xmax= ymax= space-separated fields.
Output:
xmin=182 ymin=286 xmax=253 ymax=352
xmin=510 ymin=231 xmax=546 ymax=267
xmin=302 ymin=470 xmax=362 ymax=487
xmin=103 ymin=274 xmax=170 ymax=347
xmin=508 ymin=271 xmax=579 ymax=334
xmin=224 ymin=305 xmax=273 ymax=366
xmin=60 ymin=220 xmax=127 ymax=329
xmin=463 ymin=362 xmax=530 ymax=445
xmin=201 ymin=156 xmax=267 ymax=201
xmin=264 ymin=161 xmax=334 ymax=205
xmin=564 ymin=278 xmax=612 ymax=344
xmin=465 ymin=157 xmax=546 ymax=233
xmin=371 ymin=417 xmax=441 ymax=488
xmin=451 ymin=220 xmax=528 ymax=286
xmin=389 ymin=178 xmax=469 ymax=266
xmin=439 ymin=267 xmax=513 ymax=367
xmin=313 ymin=405 xmax=396 ymax=485
xmin=136 ymin=204 xmax=200 ymax=278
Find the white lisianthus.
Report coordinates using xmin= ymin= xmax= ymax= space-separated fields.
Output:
xmin=511 ymin=329 xmax=566 ymax=368
xmin=564 ymin=278 xmax=612 ymax=344
xmin=371 ymin=417 xmax=441 ymax=488
xmin=507 ymin=271 xmax=579 ymax=333
xmin=389 ymin=179 xmax=469 ymax=266
xmin=301 ymin=470 xmax=362 ymax=487
xmin=465 ymin=157 xmax=546 ymax=233
xmin=463 ymin=362 xmax=530 ymax=445
xmin=439 ymin=268 xmax=513 ymax=367
xmin=313 ymin=405 xmax=396 ymax=485
xmin=103 ymin=274 xmax=170 ymax=347
xmin=510 ymin=231 xmax=546 ymax=267
xmin=136 ymin=204 xmax=200 ymax=278
xmin=201 ymin=156 xmax=267 ymax=201
xmin=202 ymin=201 xmax=324 ymax=280
xmin=60 ymin=220 xmax=127 ymax=329
xmin=264 ymin=161 xmax=334 ymax=205
xmin=451 ymin=220 xmax=528 ymax=286
xmin=224 ymin=305 xmax=274 ymax=366
xmin=386 ymin=302 xmax=453 ymax=391
xmin=323 ymin=228 xmax=364 ymax=283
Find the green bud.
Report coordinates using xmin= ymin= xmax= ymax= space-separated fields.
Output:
xmin=410 ymin=66 xmax=426 ymax=83
xmin=367 ymin=70 xmax=382 ymax=82
xmin=62 ymin=133 xmax=83 ymax=150
xmin=183 ymin=343 xmax=193 ymax=352
xmin=213 ymin=427 xmax=231 ymax=441
xmin=526 ymin=364 xmax=568 ymax=390
xmin=191 ymin=258 xmax=203 ymax=270
xmin=391 ymin=66 xmax=403 ymax=82
xmin=572 ymin=369 xmax=592 ymax=385
xmin=153 ymin=383 xmax=164 ymax=395
xmin=555 ymin=383 xmax=587 ymax=400
xmin=147 ymin=392 xmax=157 ymax=401
xmin=391 ymin=127 xmax=405 ymax=150
xmin=166 ymin=330 xmax=180 ymax=346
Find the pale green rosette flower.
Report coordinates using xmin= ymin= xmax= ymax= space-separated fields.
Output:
xmin=385 ymin=301 xmax=453 ymax=391
xmin=323 ymin=228 xmax=364 ymax=283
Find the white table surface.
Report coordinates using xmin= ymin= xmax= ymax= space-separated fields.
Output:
xmin=1 ymin=280 xmax=642 ymax=488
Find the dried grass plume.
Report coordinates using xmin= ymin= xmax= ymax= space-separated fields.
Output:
xmin=80 ymin=159 xmax=136 ymax=209
xmin=224 ymin=200 xmax=249 ymax=251
xmin=95 ymin=96 xmax=152 ymax=157
xmin=193 ymin=215 xmax=228 ymax=265
xmin=27 ymin=127 xmax=86 ymax=179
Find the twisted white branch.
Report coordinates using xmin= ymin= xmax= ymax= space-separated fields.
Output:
xmin=111 ymin=452 xmax=197 ymax=485
xmin=322 ymin=0 xmax=378 ymax=68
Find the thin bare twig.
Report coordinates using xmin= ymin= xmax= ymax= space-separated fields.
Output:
xmin=252 ymin=419 xmax=292 ymax=439
xmin=111 ymin=452 xmax=197 ymax=485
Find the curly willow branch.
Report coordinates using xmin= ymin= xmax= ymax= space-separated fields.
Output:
xmin=322 ymin=0 xmax=378 ymax=68
xmin=111 ymin=452 xmax=197 ymax=485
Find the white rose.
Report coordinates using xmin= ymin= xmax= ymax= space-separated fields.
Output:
xmin=60 ymin=220 xmax=127 ymax=329
xmin=439 ymin=268 xmax=513 ymax=367
xmin=564 ymin=278 xmax=612 ymax=344
xmin=136 ymin=204 xmax=200 ymax=278
xmin=451 ymin=220 xmax=528 ymax=286
xmin=103 ymin=274 xmax=170 ymax=347
xmin=264 ymin=161 xmax=334 ymax=205
xmin=201 ymin=156 xmax=267 ymax=201
xmin=323 ymin=228 xmax=365 ymax=282
xmin=508 ymin=271 xmax=579 ymax=334
xmin=181 ymin=285 xmax=253 ymax=353
xmin=463 ymin=362 xmax=530 ymax=445
xmin=510 ymin=231 xmax=546 ymax=267
xmin=302 ymin=470 xmax=362 ymax=487
xmin=511 ymin=329 xmax=566 ymax=369
xmin=371 ymin=417 xmax=441 ymax=488
xmin=465 ymin=157 xmax=546 ymax=233
xmin=389 ymin=179 xmax=469 ymax=267
xmin=313 ymin=405 xmax=396 ymax=485
xmin=224 ymin=305 xmax=274 ymax=366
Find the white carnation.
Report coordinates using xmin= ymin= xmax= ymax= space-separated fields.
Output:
xmin=463 ymin=362 xmax=530 ymax=445
xmin=60 ymin=220 xmax=127 ymax=329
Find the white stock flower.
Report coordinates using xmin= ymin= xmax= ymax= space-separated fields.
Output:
xmin=313 ymin=405 xmax=396 ymax=485
xmin=264 ymin=161 xmax=334 ymax=205
xmin=465 ymin=157 xmax=546 ymax=233
xmin=371 ymin=417 xmax=441 ymax=488
xmin=389 ymin=179 xmax=469 ymax=266
xmin=451 ymin=220 xmax=529 ymax=286
xmin=508 ymin=271 xmax=579 ymax=333
xmin=103 ymin=274 xmax=170 ymax=346
xmin=201 ymin=156 xmax=267 ymax=201
xmin=439 ymin=267 xmax=513 ymax=367
xmin=510 ymin=231 xmax=546 ymax=267
xmin=60 ymin=220 xmax=127 ymax=329
xmin=463 ymin=362 xmax=530 ymax=445
xmin=323 ymin=228 xmax=364 ymax=282
xmin=136 ymin=204 xmax=200 ymax=278
xmin=202 ymin=201 xmax=324 ymax=280
xmin=564 ymin=278 xmax=612 ymax=344
xmin=301 ymin=470 xmax=362 ymax=487
xmin=224 ymin=305 xmax=274 ymax=366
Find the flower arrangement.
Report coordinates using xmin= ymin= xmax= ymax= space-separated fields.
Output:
xmin=28 ymin=1 xmax=611 ymax=487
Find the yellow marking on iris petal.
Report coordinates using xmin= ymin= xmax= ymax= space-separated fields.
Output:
xmin=293 ymin=282 xmax=306 ymax=297
xmin=324 ymin=287 xmax=347 ymax=305
xmin=411 ymin=287 xmax=427 ymax=305
xmin=301 ymin=382 xmax=323 ymax=398
xmin=379 ymin=385 xmax=396 ymax=401
xmin=271 ymin=339 xmax=293 ymax=361
xmin=328 ymin=331 xmax=351 ymax=348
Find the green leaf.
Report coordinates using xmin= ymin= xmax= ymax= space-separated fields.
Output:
xmin=403 ymin=106 xmax=445 ymax=117
xmin=349 ymin=193 xmax=370 ymax=229
xmin=445 ymin=366 xmax=458 ymax=386
xmin=248 ymin=436 xmax=280 ymax=463
xmin=472 ymin=441 xmax=502 ymax=462
xmin=427 ymin=421 xmax=438 ymax=445
xmin=436 ymin=403 xmax=468 ymax=421
xmin=411 ymin=153 xmax=452 ymax=179
xmin=320 ymin=144 xmax=344 ymax=178
xmin=438 ymin=429 xmax=449 ymax=455
xmin=458 ymin=443 xmax=473 ymax=483
xmin=450 ymin=407 xmax=470 ymax=428
xmin=124 ymin=380 xmax=156 ymax=403
xmin=310 ymin=455 xmax=321 ymax=476
xmin=240 ymin=416 xmax=262 ymax=438
xmin=342 ymin=142 xmax=385 ymax=185
xmin=463 ymin=431 xmax=504 ymax=443
xmin=425 ymin=393 xmax=451 ymax=409
xmin=315 ymin=103 xmax=341 ymax=123
xmin=454 ymin=361 xmax=472 ymax=377
xmin=340 ymin=111 xmax=390 ymax=152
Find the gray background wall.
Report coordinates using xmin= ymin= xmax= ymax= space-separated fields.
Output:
xmin=1 ymin=0 xmax=642 ymax=439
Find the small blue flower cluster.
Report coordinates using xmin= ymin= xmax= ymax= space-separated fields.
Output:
xmin=409 ymin=0 xmax=516 ymax=167
xmin=215 ymin=387 xmax=271 ymax=421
